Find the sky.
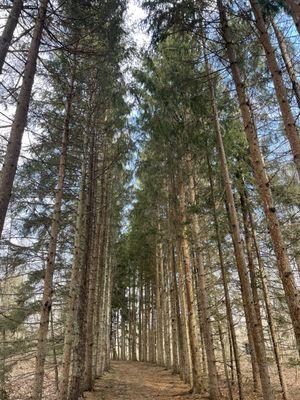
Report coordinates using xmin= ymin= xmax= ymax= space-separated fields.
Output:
xmin=126 ymin=0 xmax=149 ymax=49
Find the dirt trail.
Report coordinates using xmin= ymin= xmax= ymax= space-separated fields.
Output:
xmin=83 ymin=361 xmax=300 ymax=399
xmin=83 ymin=361 xmax=198 ymax=399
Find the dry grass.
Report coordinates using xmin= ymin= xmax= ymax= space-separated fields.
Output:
xmin=5 ymin=359 xmax=300 ymax=399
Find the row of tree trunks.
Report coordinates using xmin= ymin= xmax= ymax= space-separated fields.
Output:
xmin=217 ymin=0 xmax=300 ymax=359
xmin=33 ymin=63 xmax=77 ymax=400
xmin=249 ymin=0 xmax=300 ymax=177
xmin=206 ymin=152 xmax=244 ymax=400
xmin=177 ymin=168 xmax=209 ymax=394
xmin=241 ymin=185 xmax=289 ymax=400
xmin=56 ymin=119 xmax=115 ymax=400
xmin=187 ymin=167 xmax=220 ymax=399
xmin=203 ymin=17 xmax=274 ymax=397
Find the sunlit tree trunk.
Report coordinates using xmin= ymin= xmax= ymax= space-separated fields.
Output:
xmin=244 ymin=186 xmax=289 ymax=400
xmin=271 ymin=18 xmax=300 ymax=108
xmin=0 ymin=0 xmax=23 ymax=74
xmin=207 ymin=8 xmax=276 ymax=397
xmin=250 ymin=0 xmax=300 ymax=177
xmin=0 ymin=0 xmax=49 ymax=239
xmin=203 ymin=40 xmax=260 ymax=393
xmin=218 ymin=0 xmax=300 ymax=359
xmin=206 ymin=152 xmax=244 ymax=400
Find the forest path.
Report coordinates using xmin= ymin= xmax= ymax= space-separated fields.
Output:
xmin=83 ymin=361 xmax=200 ymax=399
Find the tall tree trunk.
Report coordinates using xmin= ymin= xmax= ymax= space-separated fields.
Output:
xmin=145 ymin=285 xmax=149 ymax=362
xmin=250 ymin=0 xmax=300 ymax=177
xmin=177 ymin=171 xmax=204 ymax=394
xmin=239 ymin=190 xmax=264 ymax=337
xmin=206 ymin=9 xmax=275 ymax=397
xmin=203 ymin=38 xmax=260 ymax=393
xmin=84 ymin=178 xmax=101 ymax=390
xmin=59 ymin=149 xmax=88 ymax=400
xmin=271 ymin=18 xmax=300 ymax=108
xmin=0 ymin=0 xmax=49 ymax=238
xmin=169 ymin=175 xmax=192 ymax=383
xmin=103 ymin=244 xmax=114 ymax=371
xmin=98 ymin=249 xmax=110 ymax=373
xmin=218 ymin=0 xmax=300 ymax=358
xmin=131 ymin=277 xmax=137 ymax=361
xmin=161 ymin=254 xmax=171 ymax=369
xmin=150 ymin=285 xmax=156 ymax=363
xmin=33 ymin=72 xmax=75 ymax=400
xmin=0 ymin=0 xmax=23 ymax=74
xmin=50 ymin=311 xmax=59 ymax=394
xmin=217 ymin=319 xmax=233 ymax=400
xmin=93 ymin=167 xmax=109 ymax=378
xmin=68 ymin=130 xmax=95 ymax=400
xmin=138 ymin=275 xmax=142 ymax=361
xmin=155 ymin=241 xmax=164 ymax=365
xmin=245 ymin=187 xmax=289 ymax=400
xmin=206 ymin=152 xmax=244 ymax=400
xmin=167 ymin=238 xmax=179 ymax=373
xmin=286 ymin=0 xmax=300 ymax=35
xmin=187 ymin=165 xmax=220 ymax=399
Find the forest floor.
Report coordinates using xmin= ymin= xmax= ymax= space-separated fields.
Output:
xmin=83 ymin=361 xmax=194 ymax=399
xmin=84 ymin=361 xmax=300 ymax=400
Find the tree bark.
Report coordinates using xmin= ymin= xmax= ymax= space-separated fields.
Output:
xmin=218 ymin=0 xmax=300 ymax=358
xmin=155 ymin=240 xmax=164 ymax=365
xmin=0 ymin=0 xmax=23 ymax=74
xmin=271 ymin=18 xmax=300 ymax=108
xmin=167 ymin=238 xmax=179 ymax=373
xmin=68 ymin=129 xmax=95 ymax=400
xmin=131 ymin=277 xmax=137 ymax=361
xmin=286 ymin=0 xmax=300 ymax=35
xmin=187 ymin=167 xmax=220 ymax=400
xmin=217 ymin=319 xmax=233 ymax=400
xmin=177 ymin=170 xmax=204 ymax=394
xmin=50 ymin=310 xmax=59 ymax=394
xmin=59 ymin=150 xmax=87 ymax=400
xmin=250 ymin=0 xmax=300 ymax=177
xmin=207 ymin=8 xmax=275 ymax=397
xmin=84 ymin=180 xmax=101 ymax=390
xmin=0 ymin=0 xmax=49 ymax=239
xmin=168 ymin=177 xmax=189 ymax=380
xmin=245 ymin=188 xmax=289 ymax=400
xmin=206 ymin=152 xmax=244 ymax=400
xmin=33 ymin=71 xmax=75 ymax=400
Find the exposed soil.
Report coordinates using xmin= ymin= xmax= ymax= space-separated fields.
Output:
xmin=83 ymin=361 xmax=300 ymax=400
xmin=83 ymin=361 xmax=195 ymax=399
